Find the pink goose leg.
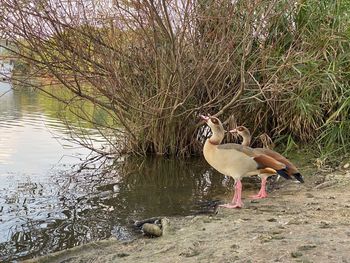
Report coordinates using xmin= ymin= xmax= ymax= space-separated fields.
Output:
xmin=219 ymin=180 xmax=243 ymax=209
xmin=251 ymin=177 xmax=268 ymax=199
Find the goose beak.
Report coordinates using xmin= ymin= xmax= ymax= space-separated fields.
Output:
xmin=200 ymin=115 xmax=210 ymax=122
xmin=229 ymin=129 xmax=237 ymax=134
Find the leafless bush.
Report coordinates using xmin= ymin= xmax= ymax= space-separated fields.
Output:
xmin=1 ymin=0 xmax=349 ymax=157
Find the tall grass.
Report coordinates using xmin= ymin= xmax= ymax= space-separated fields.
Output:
xmin=0 ymin=0 xmax=349 ymax=157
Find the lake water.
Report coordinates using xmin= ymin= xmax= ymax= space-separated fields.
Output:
xmin=0 ymin=82 xmax=233 ymax=262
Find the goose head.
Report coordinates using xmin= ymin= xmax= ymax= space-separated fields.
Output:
xmin=230 ymin=126 xmax=251 ymax=146
xmin=200 ymin=115 xmax=225 ymax=145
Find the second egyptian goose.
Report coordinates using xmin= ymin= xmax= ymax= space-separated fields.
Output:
xmin=231 ymin=126 xmax=304 ymax=199
xmin=200 ymin=115 xmax=293 ymax=208
xmin=231 ymin=126 xmax=276 ymax=199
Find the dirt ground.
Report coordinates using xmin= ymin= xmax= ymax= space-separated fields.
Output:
xmin=26 ymin=169 xmax=350 ymax=263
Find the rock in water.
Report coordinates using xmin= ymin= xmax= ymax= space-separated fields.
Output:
xmin=142 ymin=223 xmax=162 ymax=237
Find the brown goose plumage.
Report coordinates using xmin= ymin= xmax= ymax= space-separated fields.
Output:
xmin=200 ymin=115 xmax=296 ymax=208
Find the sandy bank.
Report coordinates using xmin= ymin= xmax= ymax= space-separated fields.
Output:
xmin=26 ymin=170 xmax=350 ymax=263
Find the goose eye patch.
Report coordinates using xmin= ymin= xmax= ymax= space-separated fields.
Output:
xmin=211 ymin=118 xmax=219 ymax=124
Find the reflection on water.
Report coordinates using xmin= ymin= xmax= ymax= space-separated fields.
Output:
xmin=0 ymin=82 xmax=105 ymax=174
xmin=1 ymin=157 xmax=232 ymax=261
xmin=0 ymin=82 xmax=236 ymax=262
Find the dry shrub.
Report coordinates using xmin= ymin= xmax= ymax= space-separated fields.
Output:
xmin=0 ymin=0 xmax=349 ymax=157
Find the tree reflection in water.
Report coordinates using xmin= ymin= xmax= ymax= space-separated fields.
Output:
xmin=0 ymin=156 xmax=239 ymax=262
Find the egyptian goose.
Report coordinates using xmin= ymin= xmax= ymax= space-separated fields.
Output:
xmin=231 ymin=126 xmax=304 ymax=199
xmin=200 ymin=115 xmax=295 ymax=208
xmin=231 ymin=126 xmax=276 ymax=199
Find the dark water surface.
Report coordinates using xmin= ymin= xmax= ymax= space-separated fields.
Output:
xmin=0 ymin=82 xmax=231 ymax=262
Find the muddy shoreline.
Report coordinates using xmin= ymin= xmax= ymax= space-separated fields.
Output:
xmin=25 ymin=169 xmax=350 ymax=263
